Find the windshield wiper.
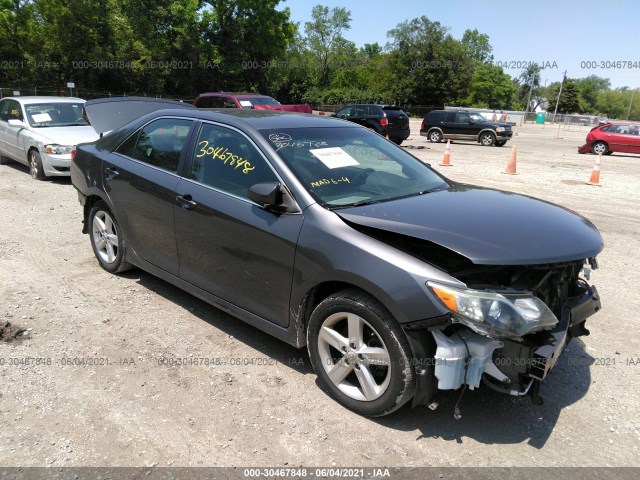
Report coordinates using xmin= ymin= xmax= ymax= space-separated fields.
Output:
xmin=327 ymin=199 xmax=381 ymax=210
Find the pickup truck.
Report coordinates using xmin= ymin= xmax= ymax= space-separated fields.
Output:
xmin=194 ymin=92 xmax=312 ymax=114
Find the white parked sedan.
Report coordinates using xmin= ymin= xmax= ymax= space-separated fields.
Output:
xmin=0 ymin=96 xmax=99 ymax=180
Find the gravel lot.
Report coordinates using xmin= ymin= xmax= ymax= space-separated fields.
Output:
xmin=1 ymin=120 xmax=639 ymax=469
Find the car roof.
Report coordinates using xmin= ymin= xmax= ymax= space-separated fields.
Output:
xmin=197 ymin=92 xmax=271 ymax=98
xmin=84 ymin=97 xmax=358 ymax=134
xmin=184 ymin=108 xmax=358 ymax=130
xmin=4 ymin=96 xmax=85 ymax=104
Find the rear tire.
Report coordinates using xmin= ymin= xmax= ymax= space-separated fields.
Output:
xmin=428 ymin=130 xmax=442 ymax=143
xmin=307 ymin=289 xmax=415 ymax=417
xmin=392 ymin=139 xmax=403 ymax=146
xmin=88 ymin=201 xmax=133 ymax=274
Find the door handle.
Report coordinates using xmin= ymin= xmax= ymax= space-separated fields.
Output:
xmin=104 ymin=166 xmax=119 ymax=178
xmin=176 ymin=194 xmax=197 ymax=210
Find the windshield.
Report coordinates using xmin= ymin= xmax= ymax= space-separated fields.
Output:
xmin=260 ymin=127 xmax=449 ymax=208
xmin=241 ymin=97 xmax=281 ymax=108
xmin=25 ymin=103 xmax=88 ymax=127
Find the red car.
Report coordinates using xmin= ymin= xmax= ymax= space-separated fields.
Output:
xmin=193 ymin=92 xmax=312 ymax=114
xmin=578 ymin=122 xmax=640 ymax=155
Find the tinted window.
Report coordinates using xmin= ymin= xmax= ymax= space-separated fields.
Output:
xmin=115 ymin=118 xmax=193 ymax=173
xmin=0 ymin=100 xmax=23 ymax=122
xmin=190 ymin=123 xmax=278 ymax=199
xmin=335 ymin=107 xmax=352 ymax=119
xmin=198 ymin=96 xmax=234 ymax=108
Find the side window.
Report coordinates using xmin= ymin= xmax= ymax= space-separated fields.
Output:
xmin=4 ymin=100 xmax=24 ymax=121
xmin=444 ymin=112 xmax=456 ymax=122
xmin=190 ymin=123 xmax=278 ymax=200
xmin=335 ymin=107 xmax=352 ymax=119
xmin=115 ymin=118 xmax=193 ymax=173
xmin=456 ymin=112 xmax=470 ymax=124
xmin=0 ymin=100 xmax=10 ymax=122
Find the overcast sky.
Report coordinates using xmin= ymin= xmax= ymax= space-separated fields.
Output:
xmin=283 ymin=0 xmax=639 ymax=89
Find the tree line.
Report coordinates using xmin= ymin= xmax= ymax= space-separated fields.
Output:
xmin=1 ymin=1 xmax=637 ymax=119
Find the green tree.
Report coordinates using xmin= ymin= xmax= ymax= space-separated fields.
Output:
xmin=304 ymin=4 xmax=352 ymax=87
xmin=547 ymin=77 xmax=580 ymax=114
xmin=575 ymin=75 xmax=611 ymax=113
xmin=466 ymin=64 xmax=514 ymax=108
xmin=385 ymin=16 xmax=472 ymax=105
xmin=460 ymin=28 xmax=493 ymax=64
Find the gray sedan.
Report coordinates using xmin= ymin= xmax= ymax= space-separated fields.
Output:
xmin=71 ymin=98 xmax=603 ymax=417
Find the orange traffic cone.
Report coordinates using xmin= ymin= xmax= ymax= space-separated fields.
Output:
xmin=586 ymin=153 xmax=602 ymax=186
xmin=514 ymin=127 xmax=519 ymax=136
xmin=503 ymin=145 xmax=518 ymax=175
xmin=440 ymin=140 xmax=452 ymax=166
xmin=555 ymin=123 xmax=563 ymax=139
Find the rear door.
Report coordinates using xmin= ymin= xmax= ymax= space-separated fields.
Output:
xmin=174 ymin=121 xmax=304 ymax=327
xmin=607 ymin=124 xmax=640 ymax=153
xmin=104 ymin=117 xmax=195 ymax=275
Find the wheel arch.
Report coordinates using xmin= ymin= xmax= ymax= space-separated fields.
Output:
xmin=477 ymin=128 xmax=497 ymax=139
xmin=82 ymin=194 xmax=111 ymax=234
xmin=293 ymin=279 xmax=408 ymax=347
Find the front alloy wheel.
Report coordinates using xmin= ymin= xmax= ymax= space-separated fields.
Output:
xmin=307 ymin=289 xmax=415 ymax=416
xmin=480 ymin=132 xmax=496 ymax=146
xmin=592 ymin=141 xmax=608 ymax=155
xmin=29 ymin=150 xmax=46 ymax=180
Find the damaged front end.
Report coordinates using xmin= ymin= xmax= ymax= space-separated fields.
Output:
xmin=406 ymin=257 xmax=601 ymax=413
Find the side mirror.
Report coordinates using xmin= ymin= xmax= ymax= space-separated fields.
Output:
xmin=248 ymin=182 xmax=298 ymax=214
xmin=8 ymin=119 xmax=25 ymax=128
xmin=330 ymin=113 xmax=337 ymax=117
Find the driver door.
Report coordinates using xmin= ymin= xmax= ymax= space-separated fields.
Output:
xmin=174 ymin=122 xmax=304 ymax=327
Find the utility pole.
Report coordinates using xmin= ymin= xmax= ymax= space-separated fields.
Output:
xmin=553 ymin=70 xmax=567 ymax=124
xmin=627 ymin=89 xmax=635 ymax=120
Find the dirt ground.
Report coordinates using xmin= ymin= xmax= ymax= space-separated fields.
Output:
xmin=1 ymin=120 xmax=639 ymax=470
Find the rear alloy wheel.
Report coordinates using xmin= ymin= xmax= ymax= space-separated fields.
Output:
xmin=592 ymin=141 xmax=608 ymax=155
xmin=89 ymin=202 xmax=132 ymax=273
xmin=480 ymin=132 xmax=496 ymax=146
xmin=428 ymin=130 xmax=442 ymax=143
xmin=29 ymin=150 xmax=46 ymax=180
xmin=307 ymin=289 xmax=415 ymax=417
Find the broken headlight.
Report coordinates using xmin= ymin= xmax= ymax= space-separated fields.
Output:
xmin=427 ymin=282 xmax=558 ymax=337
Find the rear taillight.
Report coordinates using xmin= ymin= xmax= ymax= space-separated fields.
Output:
xmin=420 ymin=121 xmax=424 ymax=130
xmin=379 ymin=117 xmax=388 ymax=127
xmin=71 ymin=150 xmax=76 ymax=161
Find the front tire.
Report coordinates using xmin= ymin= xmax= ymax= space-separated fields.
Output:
xmin=29 ymin=150 xmax=46 ymax=180
xmin=495 ymin=141 xmax=506 ymax=147
xmin=88 ymin=202 xmax=132 ymax=273
xmin=307 ymin=289 xmax=415 ymax=417
xmin=479 ymin=132 xmax=496 ymax=146
xmin=428 ymin=130 xmax=442 ymax=143
xmin=592 ymin=141 xmax=608 ymax=155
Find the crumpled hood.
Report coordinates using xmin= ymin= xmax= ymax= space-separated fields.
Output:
xmin=337 ymin=185 xmax=603 ymax=265
xmin=33 ymin=126 xmax=99 ymax=146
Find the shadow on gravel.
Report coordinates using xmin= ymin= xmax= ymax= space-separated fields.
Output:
xmin=128 ymin=270 xmax=314 ymax=376
xmin=1 ymin=160 xmax=72 ymax=185
xmin=0 ymin=320 xmax=30 ymax=341
xmin=374 ymin=339 xmax=593 ymax=449
xmin=123 ymin=269 xmax=592 ymax=448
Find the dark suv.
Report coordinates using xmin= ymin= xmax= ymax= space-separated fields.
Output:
xmin=420 ymin=110 xmax=512 ymax=147
xmin=333 ymin=104 xmax=410 ymax=145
